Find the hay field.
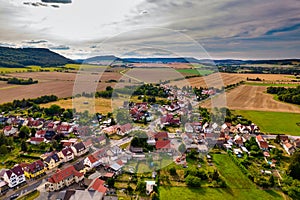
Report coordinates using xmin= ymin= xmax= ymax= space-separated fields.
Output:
xmin=0 ymin=71 xmax=122 ymax=104
xmin=41 ymin=97 xmax=112 ymax=114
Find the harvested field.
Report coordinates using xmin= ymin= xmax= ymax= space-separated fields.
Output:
xmin=201 ymin=85 xmax=300 ymax=113
xmin=41 ymin=97 xmax=112 ymax=114
xmin=171 ymin=73 xmax=299 ymax=88
xmin=0 ymin=71 xmax=122 ymax=104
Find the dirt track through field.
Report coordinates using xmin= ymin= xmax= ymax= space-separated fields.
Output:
xmin=201 ymin=85 xmax=300 ymax=113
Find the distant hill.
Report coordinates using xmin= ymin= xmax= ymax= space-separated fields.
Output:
xmin=0 ymin=46 xmax=74 ymax=68
xmin=41 ymin=0 xmax=72 ymax=3
xmin=82 ymin=56 xmax=300 ymax=66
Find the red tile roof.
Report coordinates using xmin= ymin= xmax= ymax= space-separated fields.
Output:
xmin=89 ymin=178 xmax=107 ymax=193
xmin=61 ymin=147 xmax=74 ymax=156
xmin=48 ymin=165 xmax=83 ymax=183
xmin=259 ymin=141 xmax=269 ymax=149
xmin=30 ymin=137 xmax=44 ymax=142
xmin=87 ymin=155 xmax=98 ymax=164
xmin=4 ymin=126 xmax=12 ymax=131
xmin=154 ymin=132 xmax=168 ymax=140
xmin=156 ymin=140 xmax=171 ymax=149
xmin=24 ymin=160 xmax=44 ymax=173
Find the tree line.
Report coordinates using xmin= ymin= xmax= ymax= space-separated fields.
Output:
xmin=0 ymin=95 xmax=58 ymax=112
xmin=267 ymin=86 xmax=300 ymax=105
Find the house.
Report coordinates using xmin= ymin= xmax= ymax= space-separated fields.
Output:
xmin=71 ymin=142 xmax=88 ymax=157
xmin=44 ymin=153 xmax=61 ymax=170
xmin=234 ymin=135 xmax=245 ymax=147
xmin=294 ymin=138 xmax=300 ymax=148
xmin=106 ymin=146 xmax=122 ymax=157
xmin=3 ymin=126 xmax=17 ymax=136
xmin=73 ymin=160 xmax=86 ymax=174
xmin=97 ymin=134 xmax=106 ymax=146
xmin=88 ymin=178 xmax=107 ymax=194
xmin=145 ymin=180 xmax=156 ymax=195
xmin=46 ymin=166 xmax=84 ymax=191
xmin=23 ymin=160 xmax=45 ymax=179
xmin=35 ymin=130 xmax=46 ymax=138
xmin=56 ymin=123 xmax=73 ymax=134
xmin=84 ymin=155 xmax=100 ymax=169
xmin=102 ymin=126 xmax=116 ymax=135
xmin=109 ymin=163 xmax=122 ymax=174
xmin=2 ymin=165 xmax=26 ymax=188
xmin=256 ymin=135 xmax=269 ymax=150
xmin=44 ymin=130 xmax=56 ymax=140
xmin=282 ymin=141 xmax=296 ymax=155
xmin=160 ymin=114 xmax=180 ymax=127
xmin=59 ymin=147 xmax=75 ymax=163
xmin=155 ymin=140 xmax=172 ymax=152
xmin=0 ymin=180 xmax=9 ymax=195
xmin=68 ymin=190 xmax=104 ymax=200
xmin=30 ymin=137 xmax=45 ymax=145
xmin=83 ymin=139 xmax=93 ymax=150
xmin=116 ymin=123 xmax=132 ymax=136
xmin=154 ymin=132 xmax=168 ymax=141
xmin=27 ymin=119 xmax=43 ymax=129
xmin=184 ymin=123 xmax=194 ymax=133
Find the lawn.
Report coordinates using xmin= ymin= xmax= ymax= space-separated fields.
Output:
xmin=160 ymin=154 xmax=283 ymax=200
xmin=233 ymin=110 xmax=300 ymax=135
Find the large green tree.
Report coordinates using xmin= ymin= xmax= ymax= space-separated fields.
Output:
xmin=288 ymin=151 xmax=300 ymax=180
xmin=19 ymin=126 xmax=30 ymax=139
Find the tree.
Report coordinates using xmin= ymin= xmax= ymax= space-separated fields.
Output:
xmin=31 ymin=128 xmax=36 ymax=138
xmin=19 ymin=126 xmax=30 ymax=139
xmin=150 ymin=191 xmax=159 ymax=200
xmin=0 ymin=145 xmax=8 ymax=155
xmin=169 ymin=167 xmax=177 ymax=176
xmin=107 ymin=178 xmax=115 ymax=188
xmin=178 ymin=143 xmax=186 ymax=154
xmin=185 ymin=175 xmax=201 ymax=187
xmin=269 ymin=174 xmax=275 ymax=187
xmin=21 ymin=140 xmax=28 ymax=152
xmin=126 ymin=184 xmax=133 ymax=195
xmin=44 ymin=104 xmax=62 ymax=116
xmin=288 ymin=151 xmax=300 ymax=180
xmin=136 ymin=180 xmax=146 ymax=194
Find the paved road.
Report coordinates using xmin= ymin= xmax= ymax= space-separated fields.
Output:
xmin=4 ymin=179 xmax=43 ymax=200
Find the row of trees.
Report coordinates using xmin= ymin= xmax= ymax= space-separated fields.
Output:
xmin=0 ymin=95 xmax=58 ymax=112
xmin=267 ymin=86 xmax=300 ymax=105
xmin=7 ymin=77 xmax=38 ymax=85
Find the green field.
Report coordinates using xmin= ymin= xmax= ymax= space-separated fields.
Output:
xmin=245 ymin=82 xmax=299 ymax=87
xmin=0 ymin=64 xmax=105 ymax=73
xmin=160 ymin=154 xmax=283 ymax=200
xmin=176 ymin=68 xmax=214 ymax=76
xmin=233 ymin=110 xmax=300 ymax=135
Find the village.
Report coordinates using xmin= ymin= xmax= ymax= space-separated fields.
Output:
xmin=0 ymin=84 xmax=300 ymax=200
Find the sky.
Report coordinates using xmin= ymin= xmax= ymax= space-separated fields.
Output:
xmin=0 ymin=0 xmax=300 ymax=59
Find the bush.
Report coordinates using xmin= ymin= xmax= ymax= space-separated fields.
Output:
xmin=185 ymin=175 xmax=201 ymax=187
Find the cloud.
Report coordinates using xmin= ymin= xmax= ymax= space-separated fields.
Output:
xmin=0 ymin=0 xmax=300 ymax=59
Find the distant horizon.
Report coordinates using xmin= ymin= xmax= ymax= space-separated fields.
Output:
xmin=1 ymin=1 xmax=300 ymax=60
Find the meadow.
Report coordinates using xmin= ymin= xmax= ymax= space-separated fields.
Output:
xmin=233 ymin=110 xmax=300 ymax=135
xmin=176 ymin=68 xmax=214 ymax=76
xmin=160 ymin=154 xmax=283 ymax=200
